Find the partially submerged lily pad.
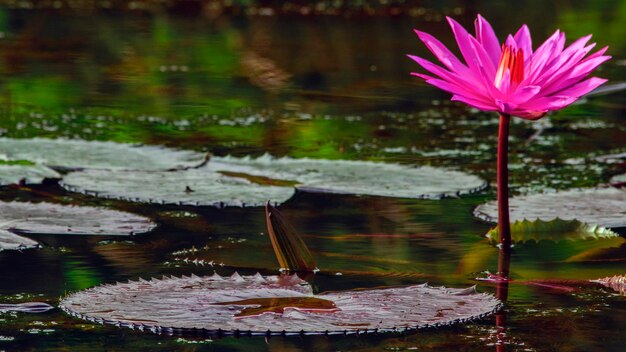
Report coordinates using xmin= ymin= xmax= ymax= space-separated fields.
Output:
xmin=0 ymin=229 xmax=40 ymax=251
xmin=210 ymin=155 xmax=487 ymax=199
xmin=0 ymin=164 xmax=61 ymax=186
xmin=61 ymin=169 xmax=295 ymax=207
xmin=60 ymin=273 xmax=500 ymax=335
xmin=0 ymin=138 xmax=206 ymax=171
xmin=485 ymin=219 xmax=622 ymax=244
xmin=474 ymin=188 xmax=626 ymax=228
xmin=0 ymin=201 xmax=155 ymax=236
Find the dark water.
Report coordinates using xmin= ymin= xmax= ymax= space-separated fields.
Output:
xmin=0 ymin=1 xmax=625 ymax=351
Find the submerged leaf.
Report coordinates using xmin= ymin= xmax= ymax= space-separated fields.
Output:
xmin=265 ymin=203 xmax=317 ymax=271
xmin=0 ymin=164 xmax=61 ymax=186
xmin=485 ymin=219 xmax=623 ymax=244
xmin=60 ymin=273 xmax=501 ymax=335
xmin=209 ymin=155 xmax=487 ymax=199
xmin=61 ymin=169 xmax=295 ymax=207
xmin=0 ymin=138 xmax=206 ymax=171
xmin=474 ymin=188 xmax=626 ymax=228
xmin=0 ymin=202 xmax=155 ymax=251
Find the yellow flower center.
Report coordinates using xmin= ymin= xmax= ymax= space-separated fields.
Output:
xmin=494 ymin=45 xmax=525 ymax=89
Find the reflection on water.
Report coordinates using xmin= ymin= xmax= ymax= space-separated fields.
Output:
xmin=0 ymin=1 xmax=625 ymax=351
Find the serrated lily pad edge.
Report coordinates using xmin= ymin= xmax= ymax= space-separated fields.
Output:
xmin=61 ymin=181 xmax=289 ymax=208
xmin=472 ymin=187 xmax=626 ymax=226
xmin=59 ymin=273 xmax=503 ymax=337
xmin=295 ymin=177 xmax=488 ymax=200
xmin=0 ymin=229 xmax=41 ymax=251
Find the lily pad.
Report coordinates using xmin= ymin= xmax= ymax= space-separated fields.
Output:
xmin=61 ymin=155 xmax=485 ymax=205
xmin=485 ymin=219 xmax=622 ymax=244
xmin=60 ymin=273 xmax=501 ymax=335
xmin=0 ymin=164 xmax=61 ymax=186
xmin=593 ymin=274 xmax=626 ymax=294
xmin=0 ymin=201 xmax=155 ymax=236
xmin=0 ymin=229 xmax=40 ymax=251
xmin=0 ymin=138 xmax=206 ymax=171
xmin=0 ymin=302 xmax=55 ymax=313
xmin=474 ymin=188 xmax=626 ymax=228
xmin=610 ymin=174 xmax=626 ymax=186
xmin=61 ymin=169 xmax=295 ymax=207
xmin=209 ymin=155 xmax=487 ymax=199
xmin=595 ymin=152 xmax=626 ymax=164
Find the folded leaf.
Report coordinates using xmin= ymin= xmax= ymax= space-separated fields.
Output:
xmin=265 ymin=202 xmax=317 ymax=272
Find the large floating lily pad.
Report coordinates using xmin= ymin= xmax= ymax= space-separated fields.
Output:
xmin=0 ymin=229 xmax=40 ymax=251
xmin=1 ymin=201 xmax=155 ymax=237
xmin=474 ymin=188 xmax=626 ymax=228
xmin=61 ymin=155 xmax=485 ymax=206
xmin=60 ymin=273 xmax=500 ymax=335
xmin=0 ymin=138 xmax=206 ymax=171
xmin=0 ymin=164 xmax=61 ymax=186
xmin=209 ymin=155 xmax=486 ymax=199
xmin=61 ymin=169 xmax=295 ymax=207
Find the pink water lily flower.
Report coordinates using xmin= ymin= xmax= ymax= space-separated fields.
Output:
xmin=409 ymin=15 xmax=610 ymax=251
xmin=409 ymin=15 xmax=610 ymax=120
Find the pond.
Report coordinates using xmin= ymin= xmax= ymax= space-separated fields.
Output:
xmin=0 ymin=0 xmax=625 ymax=350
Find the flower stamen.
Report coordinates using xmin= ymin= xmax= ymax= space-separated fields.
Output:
xmin=494 ymin=45 xmax=525 ymax=90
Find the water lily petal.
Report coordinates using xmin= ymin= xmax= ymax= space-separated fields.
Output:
xmin=505 ymin=34 xmax=517 ymax=49
xmin=555 ymin=77 xmax=608 ymax=98
xmin=541 ymin=55 xmax=611 ymax=96
xmin=497 ymin=69 xmax=511 ymax=94
xmin=423 ymin=77 xmax=492 ymax=105
xmin=468 ymin=35 xmax=496 ymax=78
xmin=513 ymin=24 xmax=533 ymax=56
xmin=534 ymin=35 xmax=594 ymax=86
xmin=582 ymin=45 xmax=609 ymax=61
xmin=413 ymin=29 xmax=468 ymax=74
xmin=513 ymin=109 xmax=547 ymax=120
xmin=446 ymin=17 xmax=485 ymax=75
xmin=510 ymin=85 xmax=542 ymax=105
xmin=474 ymin=14 xmax=501 ymax=64
xmin=521 ymin=95 xmax=577 ymax=111
xmin=451 ymin=94 xmax=497 ymax=111
xmin=567 ymin=55 xmax=612 ymax=79
xmin=407 ymin=55 xmax=489 ymax=98
xmin=525 ymin=30 xmax=564 ymax=84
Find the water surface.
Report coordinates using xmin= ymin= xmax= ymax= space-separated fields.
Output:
xmin=0 ymin=1 xmax=625 ymax=351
